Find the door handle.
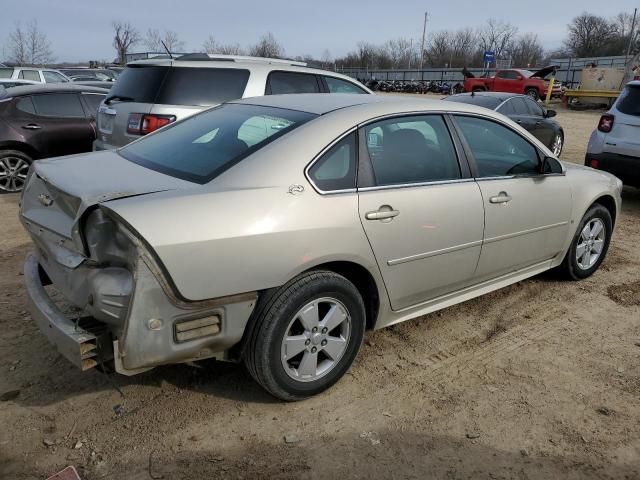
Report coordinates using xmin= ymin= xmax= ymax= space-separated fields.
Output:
xmin=22 ymin=124 xmax=41 ymax=130
xmin=489 ymin=192 xmax=512 ymax=204
xmin=365 ymin=207 xmax=400 ymax=221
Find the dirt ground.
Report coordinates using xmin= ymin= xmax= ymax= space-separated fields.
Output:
xmin=1 ymin=100 xmax=639 ymax=480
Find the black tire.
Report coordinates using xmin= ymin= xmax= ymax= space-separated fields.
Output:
xmin=525 ymin=88 xmax=540 ymax=101
xmin=557 ymin=204 xmax=613 ymax=280
xmin=244 ymin=270 xmax=365 ymax=401
xmin=472 ymin=87 xmax=484 ymax=93
xmin=0 ymin=149 xmax=32 ymax=193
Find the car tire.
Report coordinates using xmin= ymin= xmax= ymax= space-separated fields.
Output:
xmin=558 ymin=204 xmax=612 ymax=280
xmin=0 ymin=150 xmax=32 ymax=194
xmin=244 ymin=270 xmax=366 ymax=401
xmin=472 ymin=87 xmax=484 ymax=93
xmin=550 ymin=132 xmax=564 ymax=157
xmin=525 ymin=88 xmax=540 ymax=101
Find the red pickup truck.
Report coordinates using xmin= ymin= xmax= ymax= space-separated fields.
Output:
xmin=463 ymin=66 xmax=560 ymax=100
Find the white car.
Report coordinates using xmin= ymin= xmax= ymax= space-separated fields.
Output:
xmin=0 ymin=67 xmax=70 ymax=84
xmin=586 ymin=80 xmax=640 ymax=187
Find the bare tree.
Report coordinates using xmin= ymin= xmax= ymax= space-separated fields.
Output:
xmin=249 ymin=33 xmax=284 ymax=58
xmin=202 ymin=36 xmax=244 ymax=55
xmin=507 ymin=33 xmax=545 ymax=67
xmin=112 ymin=21 xmax=140 ymax=64
xmin=564 ymin=13 xmax=617 ymax=57
xmin=476 ymin=18 xmax=519 ymax=62
xmin=385 ymin=38 xmax=414 ymax=69
xmin=321 ymin=49 xmax=332 ymax=67
xmin=145 ymin=29 xmax=185 ymax=53
xmin=6 ymin=20 xmax=54 ymax=66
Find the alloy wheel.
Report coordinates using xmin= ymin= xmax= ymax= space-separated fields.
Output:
xmin=0 ymin=156 xmax=30 ymax=193
xmin=576 ymin=218 xmax=606 ymax=270
xmin=280 ymin=297 xmax=351 ymax=382
xmin=551 ymin=134 xmax=563 ymax=156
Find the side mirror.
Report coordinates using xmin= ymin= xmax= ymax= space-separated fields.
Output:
xmin=540 ymin=156 xmax=562 ymax=174
xmin=545 ymin=109 xmax=557 ymax=118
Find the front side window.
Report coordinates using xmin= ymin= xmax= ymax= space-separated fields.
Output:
xmin=324 ymin=76 xmax=366 ymax=94
xmin=119 ymin=104 xmax=316 ymax=184
xmin=363 ymin=115 xmax=460 ymax=186
xmin=308 ymin=133 xmax=357 ymax=191
xmin=42 ymin=71 xmax=67 ymax=83
xmin=19 ymin=70 xmax=41 ymax=82
xmin=497 ymin=99 xmax=516 ymax=115
xmin=32 ymin=93 xmax=85 ymax=117
xmin=267 ymin=72 xmax=320 ymax=94
xmin=524 ymin=97 xmax=544 ymax=116
xmin=454 ymin=115 xmax=540 ymax=177
xmin=509 ymin=97 xmax=530 ymax=115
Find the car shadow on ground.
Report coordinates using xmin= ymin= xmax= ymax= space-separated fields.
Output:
xmin=2 ymin=428 xmax=637 ymax=479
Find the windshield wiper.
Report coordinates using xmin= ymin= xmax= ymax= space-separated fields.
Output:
xmin=104 ymin=95 xmax=134 ymax=105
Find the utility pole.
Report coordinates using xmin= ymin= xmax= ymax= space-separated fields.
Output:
xmin=419 ymin=11 xmax=428 ymax=70
xmin=625 ymin=8 xmax=638 ymax=59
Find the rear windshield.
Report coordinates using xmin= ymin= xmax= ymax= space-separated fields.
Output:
xmin=119 ymin=103 xmax=316 ymax=183
xmin=446 ymin=95 xmax=501 ymax=110
xmin=106 ymin=65 xmax=250 ymax=106
xmin=617 ymin=85 xmax=640 ymax=116
xmin=107 ymin=66 xmax=168 ymax=103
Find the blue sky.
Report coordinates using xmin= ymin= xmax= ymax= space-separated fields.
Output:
xmin=2 ymin=0 xmax=638 ymax=62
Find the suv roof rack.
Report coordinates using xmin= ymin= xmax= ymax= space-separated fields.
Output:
xmin=176 ymin=53 xmax=307 ymax=67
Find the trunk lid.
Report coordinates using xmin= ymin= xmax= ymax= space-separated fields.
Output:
xmin=21 ymin=150 xmax=195 ymax=244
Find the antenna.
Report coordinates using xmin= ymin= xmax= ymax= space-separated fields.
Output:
xmin=161 ymin=40 xmax=173 ymax=59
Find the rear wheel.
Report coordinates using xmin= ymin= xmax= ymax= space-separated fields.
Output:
xmin=244 ymin=270 xmax=365 ymax=401
xmin=525 ymin=88 xmax=540 ymax=101
xmin=558 ymin=204 xmax=612 ymax=280
xmin=0 ymin=150 xmax=32 ymax=193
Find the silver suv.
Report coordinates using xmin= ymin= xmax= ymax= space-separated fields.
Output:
xmin=94 ymin=54 xmax=371 ymax=150
xmin=586 ymin=80 xmax=640 ymax=187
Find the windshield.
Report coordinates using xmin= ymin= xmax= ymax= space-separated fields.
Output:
xmin=119 ymin=103 xmax=316 ymax=183
xmin=617 ymin=85 xmax=640 ymax=116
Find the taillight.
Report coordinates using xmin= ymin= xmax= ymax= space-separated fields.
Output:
xmin=597 ymin=114 xmax=614 ymax=133
xmin=589 ymin=159 xmax=599 ymax=169
xmin=127 ymin=113 xmax=175 ymax=135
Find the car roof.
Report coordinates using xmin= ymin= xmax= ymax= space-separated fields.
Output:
xmin=231 ymin=93 xmax=505 ymax=117
xmin=450 ymin=92 xmax=523 ymax=102
xmin=0 ymin=83 xmax=109 ymax=97
xmin=126 ymin=57 xmax=366 ymax=87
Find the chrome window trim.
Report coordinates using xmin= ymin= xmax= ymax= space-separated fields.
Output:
xmin=304 ymin=126 xmax=358 ymax=195
xmin=358 ymin=177 xmax=475 ymax=192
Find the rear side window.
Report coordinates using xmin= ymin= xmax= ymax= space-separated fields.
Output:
xmin=0 ymin=68 xmax=13 ymax=79
xmin=107 ymin=66 xmax=168 ymax=103
xmin=267 ymin=72 xmax=320 ymax=94
xmin=119 ymin=104 xmax=315 ymax=184
xmin=617 ymin=85 xmax=640 ymax=116
xmin=32 ymin=94 xmax=85 ymax=118
xmin=82 ymin=93 xmax=106 ymax=116
xmin=19 ymin=70 xmax=41 ymax=82
xmin=16 ymin=97 xmax=36 ymax=115
xmin=497 ymin=99 xmax=515 ymax=115
xmin=156 ymin=67 xmax=250 ymax=106
xmin=363 ymin=115 xmax=460 ymax=186
xmin=308 ymin=133 xmax=357 ymax=191
xmin=324 ymin=76 xmax=366 ymax=94
xmin=43 ymin=71 xmax=67 ymax=83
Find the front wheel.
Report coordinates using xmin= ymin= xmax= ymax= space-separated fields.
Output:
xmin=244 ymin=271 xmax=365 ymax=401
xmin=557 ymin=204 xmax=612 ymax=280
xmin=0 ymin=150 xmax=32 ymax=193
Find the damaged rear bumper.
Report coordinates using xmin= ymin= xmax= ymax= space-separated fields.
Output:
xmin=24 ymin=251 xmax=258 ymax=375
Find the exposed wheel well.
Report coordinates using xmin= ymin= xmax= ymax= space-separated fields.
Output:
xmin=593 ymin=195 xmax=617 ymax=227
xmin=308 ymin=261 xmax=380 ymax=330
xmin=0 ymin=142 xmax=40 ymax=160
